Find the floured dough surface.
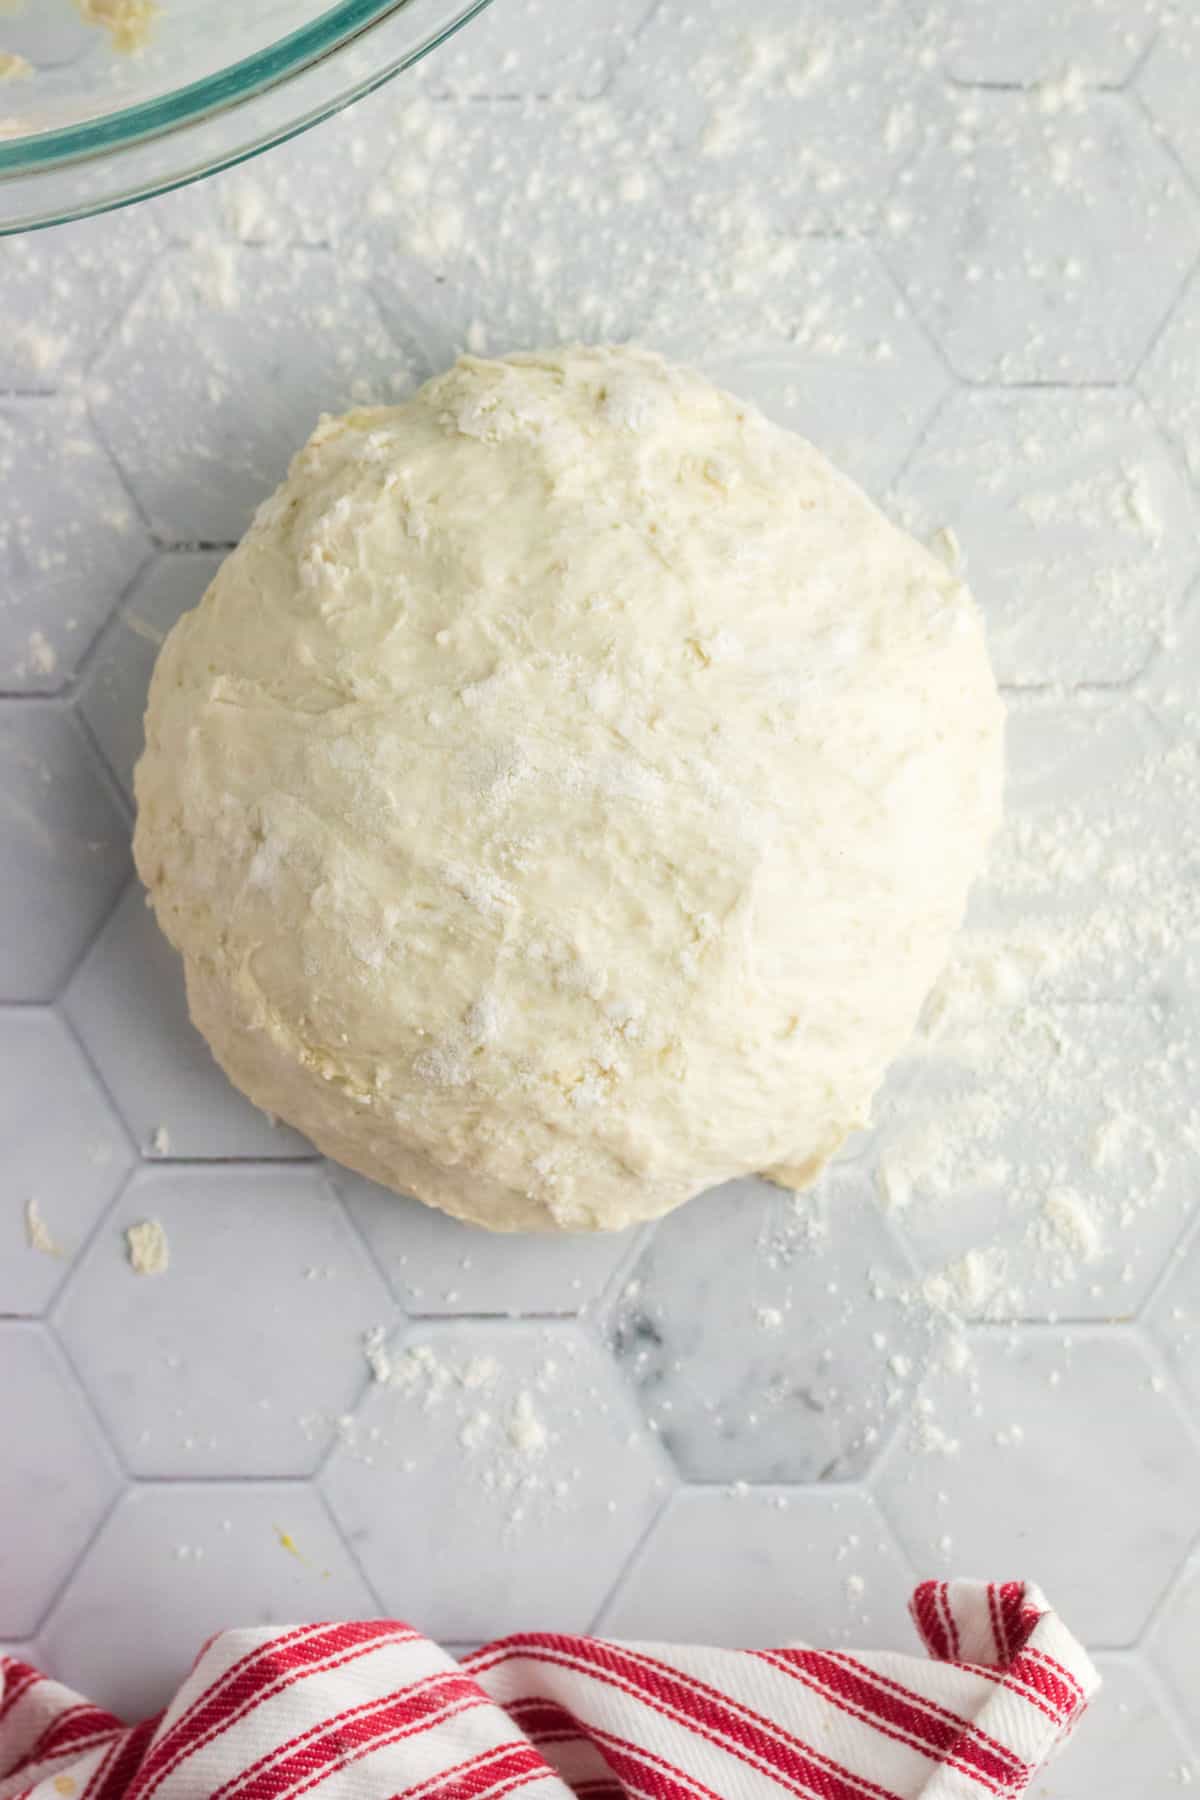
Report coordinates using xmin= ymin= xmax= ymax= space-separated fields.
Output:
xmin=134 ymin=346 xmax=1003 ymax=1232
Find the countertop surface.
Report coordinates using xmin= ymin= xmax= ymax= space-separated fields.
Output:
xmin=3 ymin=1 xmax=1200 ymax=1792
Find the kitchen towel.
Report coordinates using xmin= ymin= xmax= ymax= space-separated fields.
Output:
xmin=0 ymin=1579 xmax=1097 ymax=1798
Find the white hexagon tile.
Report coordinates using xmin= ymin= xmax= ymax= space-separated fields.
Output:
xmin=606 ymin=1174 xmax=933 ymax=1485
xmin=873 ymin=1328 xmax=1199 ymax=1647
xmin=0 ymin=203 xmax=159 ymax=389
xmin=1049 ymin=1654 xmax=1195 ymax=1800
xmin=321 ymin=1321 xmax=672 ymax=1642
xmin=598 ymin=1487 xmax=917 ymax=1652
xmin=884 ymin=88 xmax=1199 ymax=383
xmin=697 ymin=241 xmax=950 ymax=498
xmin=931 ymin=0 xmax=1165 ymax=85
xmin=878 ymin=1000 xmax=1198 ymax=1323
xmin=1139 ymin=572 xmax=1200 ymax=743
xmin=965 ymin=694 xmax=1189 ymax=1001
xmin=39 ymin=1484 xmax=378 ymax=1722
xmin=1146 ymin=1224 xmax=1200 ymax=1414
xmin=6 ymin=1 xmax=1200 ymax=1787
xmin=1148 ymin=1548 xmax=1200 ymax=1750
xmin=415 ymin=0 xmax=656 ymax=99
xmin=610 ymin=0 xmax=939 ymax=238
xmin=0 ymin=399 xmax=149 ymax=693
xmin=0 ymin=1325 xmax=120 ymax=1641
xmin=1140 ymin=263 xmax=1200 ymax=490
xmin=358 ymin=97 xmax=681 ymax=366
xmin=0 ymin=704 xmax=129 ymax=1001
xmin=0 ymin=1010 xmax=132 ymax=1316
xmin=892 ymin=387 xmax=1199 ymax=688
xmin=1137 ymin=5 xmax=1200 ymax=192
xmin=333 ymin=1166 xmax=645 ymax=1318
xmin=53 ymin=1164 xmax=395 ymax=1477
xmin=143 ymin=93 xmax=403 ymax=254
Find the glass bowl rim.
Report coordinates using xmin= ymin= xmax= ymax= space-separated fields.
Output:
xmin=0 ymin=0 xmax=435 ymax=174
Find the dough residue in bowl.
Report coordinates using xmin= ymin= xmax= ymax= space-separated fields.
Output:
xmin=76 ymin=0 xmax=160 ymax=52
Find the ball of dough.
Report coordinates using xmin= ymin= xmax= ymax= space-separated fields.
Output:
xmin=134 ymin=346 xmax=1003 ymax=1232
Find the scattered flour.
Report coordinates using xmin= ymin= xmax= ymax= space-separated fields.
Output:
xmin=506 ymin=1391 xmax=548 ymax=1456
xmin=922 ymin=1249 xmax=1006 ymax=1319
xmin=911 ymin=1397 xmax=960 ymax=1459
xmin=26 ymin=630 xmax=57 ymax=675
xmin=126 ymin=1217 xmax=169 ymax=1276
xmin=25 ymin=1197 xmax=62 ymax=1257
xmin=14 ymin=325 xmax=67 ymax=371
xmin=866 ymin=716 xmax=1200 ymax=1327
xmin=1034 ymin=64 xmax=1087 ymax=117
xmin=363 ymin=1324 xmax=393 ymax=1384
xmin=340 ymin=1333 xmax=591 ymax=1529
xmin=1041 ymin=1188 xmax=1104 ymax=1265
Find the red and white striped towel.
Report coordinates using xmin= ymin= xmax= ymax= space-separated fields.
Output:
xmin=0 ymin=1580 xmax=1096 ymax=1799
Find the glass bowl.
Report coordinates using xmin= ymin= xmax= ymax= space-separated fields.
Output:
xmin=0 ymin=0 xmax=490 ymax=233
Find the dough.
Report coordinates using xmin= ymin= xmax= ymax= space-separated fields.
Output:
xmin=134 ymin=346 xmax=1003 ymax=1232
xmin=75 ymin=0 xmax=160 ymax=52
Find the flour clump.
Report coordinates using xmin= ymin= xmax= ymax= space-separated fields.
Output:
xmin=134 ymin=346 xmax=1004 ymax=1232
